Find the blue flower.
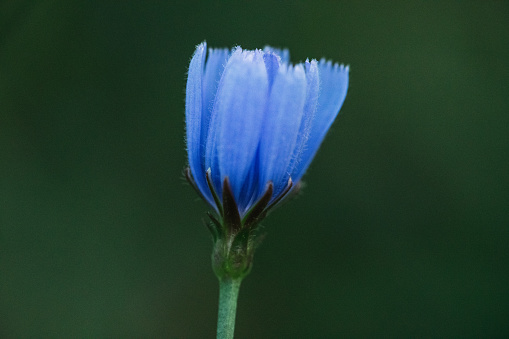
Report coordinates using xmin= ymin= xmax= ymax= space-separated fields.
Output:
xmin=185 ymin=42 xmax=348 ymax=234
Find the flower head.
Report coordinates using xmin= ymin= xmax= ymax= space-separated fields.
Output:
xmin=185 ymin=42 xmax=348 ymax=262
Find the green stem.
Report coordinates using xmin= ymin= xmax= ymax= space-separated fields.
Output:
xmin=216 ymin=278 xmax=242 ymax=339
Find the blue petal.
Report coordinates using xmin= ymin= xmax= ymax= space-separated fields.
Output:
xmin=258 ymin=64 xmax=307 ymax=197
xmin=293 ymin=60 xmax=349 ymax=181
xmin=185 ymin=42 xmax=212 ymax=204
xmin=237 ymin=149 xmax=261 ymax=214
xmin=288 ymin=59 xmax=319 ymax=181
xmin=262 ymin=52 xmax=280 ymax=90
xmin=201 ymin=48 xmax=230 ymax=159
xmin=205 ymin=48 xmax=269 ymax=203
xmin=264 ymin=46 xmax=290 ymax=64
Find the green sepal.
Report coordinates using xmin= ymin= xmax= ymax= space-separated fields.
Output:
xmin=222 ymin=177 xmax=242 ymax=234
xmin=265 ymin=177 xmax=294 ymax=212
xmin=207 ymin=211 xmax=223 ymax=240
xmin=189 ymin=169 xmax=301 ymax=282
xmin=231 ymin=227 xmax=251 ymax=251
xmin=212 ymin=237 xmax=252 ymax=280
xmin=203 ymin=218 xmax=218 ymax=242
xmin=184 ymin=167 xmax=209 ymax=205
xmin=242 ymin=181 xmax=273 ymax=230
xmin=206 ymin=168 xmax=224 ymax=218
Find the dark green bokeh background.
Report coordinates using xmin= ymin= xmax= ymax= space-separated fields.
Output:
xmin=1 ymin=1 xmax=508 ymax=337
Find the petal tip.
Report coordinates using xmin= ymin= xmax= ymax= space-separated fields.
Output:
xmin=196 ymin=41 xmax=206 ymax=51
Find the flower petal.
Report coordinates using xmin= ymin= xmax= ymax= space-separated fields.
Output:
xmin=258 ymin=64 xmax=307 ymax=196
xmin=185 ymin=42 xmax=212 ymax=204
xmin=288 ymin=59 xmax=319 ymax=181
xmin=293 ymin=60 xmax=349 ymax=180
xmin=206 ymin=48 xmax=269 ymax=202
xmin=236 ymin=149 xmax=260 ymax=214
xmin=201 ymin=48 xmax=230 ymax=147
xmin=263 ymin=51 xmax=280 ymax=90
xmin=263 ymin=46 xmax=290 ymax=64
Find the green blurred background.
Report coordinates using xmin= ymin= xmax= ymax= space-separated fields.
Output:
xmin=1 ymin=1 xmax=508 ymax=337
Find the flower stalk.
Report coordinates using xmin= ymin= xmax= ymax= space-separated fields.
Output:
xmin=216 ymin=278 xmax=242 ymax=339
